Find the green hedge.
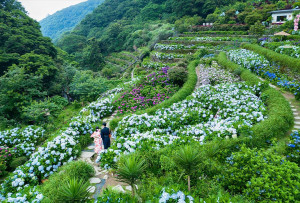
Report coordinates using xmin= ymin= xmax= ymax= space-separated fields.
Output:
xmin=217 ymin=52 xmax=294 ymax=143
xmin=242 ymin=43 xmax=300 ymax=74
xmin=109 ymin=60 xmax=199 ymax=130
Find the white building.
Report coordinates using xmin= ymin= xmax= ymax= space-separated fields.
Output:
xmin=270 ymin=8 xmax=300 ymax=24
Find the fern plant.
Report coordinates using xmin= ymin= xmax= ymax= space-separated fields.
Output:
xmin=116 ymin=154 xmax=147 ymax=197
xmin=58 ymin=177 xmax=90 ymax=202
xmin=173 ymin=145 xmax=202 ymax=191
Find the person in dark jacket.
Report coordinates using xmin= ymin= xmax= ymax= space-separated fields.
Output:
xmin=101 ymin=122 xmax=111 ymax=149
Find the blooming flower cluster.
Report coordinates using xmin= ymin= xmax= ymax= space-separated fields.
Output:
xmin=97 ymin=83 xmax=266 ymax=168
xmin=141 ymin=60 xmax=175 ymax=70
xmin=228 ymin=49 xmax=300 ymax=99
xmin=114 ymin=67 xmax=179 ymax=114
xmin=0 ymin=126 xmax=45 ymax=158
xmin=152 ymin=52 xmax=185 ymax=60
xmin=159 ymin=188 xmax=194 ymax=203
xmin=154 ymin=43 xmax=208 ymax=51
xmin=168 ymin=36 xmax=254 ymax=43
xmin=198 ymin=63 xmax=240 ymax=86
xmin=286 ymin=130 xmax=300 ymax=165
xmin=275 ymin=45 xmax=300 ymax=59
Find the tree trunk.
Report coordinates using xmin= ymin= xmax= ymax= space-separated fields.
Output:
xmin=188 ymin=175 xmax=191 ymax=192
xmin=131 ymin=184 xmax=135 ymax=197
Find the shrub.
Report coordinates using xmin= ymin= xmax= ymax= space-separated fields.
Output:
xmin=0 ymin=160 xmax=7 ymax=177
xmin=242 ymin=43 xmax=300 ymax=75
xmin=9 ymin=157 xmax=27 ymax=170
xmin=40 ymin=161 xmax=94 ymax=202
xmin=97 ymin=188 xmax=138 ymax=202
xmin=168 ymin=67 xmax=188 ymax=86
xmin=220 ymin=146 xmax=300 ymax=202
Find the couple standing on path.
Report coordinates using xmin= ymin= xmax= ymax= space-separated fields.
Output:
xmin=91 ymin=122 xmax=111 ymax=153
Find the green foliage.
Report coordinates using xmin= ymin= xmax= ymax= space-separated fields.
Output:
xmin=168 ymin=66 xmax=188 ymax=86
xmin=249 ymin=21 xmax=265 ymax=41
xmin=9 ymin=156 xmax=27 ymax=170
xmin=175 ymin=15 xmax=204 ymax=33
xmin=242 ymin=43 xmax=300 ymax=75
xmin=220 ymin=146 xmax=300 ymax=202
xmin=116 ymin=154 xmax=147 ymax=196
xmin=58 ymin=177 xmax=90 ymax=202
xmin=21 ymin=98 xmax=64 ymax=124
xmin=40 ymin=0 xmax=104 ymax=41
xmin=69 ymin=70 xmax=108 ymax=102
xmin=97 ymin=188 xmax=138 ymax=202
xmin=40 ymin=161 xmax=94 ymax=202
xmin=0 ymin=3 xmax=57 ymax=74
xmin=245 ymin=13 xmax=263 ymax=25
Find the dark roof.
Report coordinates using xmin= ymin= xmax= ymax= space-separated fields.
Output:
xmin=270 ymin=8 xmax=300 ymax=14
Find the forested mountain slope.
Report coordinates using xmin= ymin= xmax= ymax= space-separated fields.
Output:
xmin=39 ymin=0 xmax=104 ymax=42
xmin=56 ymin=0 xmax=243 ymax=59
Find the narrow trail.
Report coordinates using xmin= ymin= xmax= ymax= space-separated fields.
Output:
xmin=79 ymin=110 xmax=131 ymax=201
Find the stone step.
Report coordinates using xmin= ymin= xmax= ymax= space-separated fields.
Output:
xmin=88 ymin=186 xmax=96 ymax=193
xmin=113 ymin=185 xmax=125 ymax=193
xmin=292 ymin=108 xmax=297 ymax=112
xmin=294 ymin=125 xmax=300 ymax=130
xmin=80 ymin=152 xmax=95 ymax=159
xmin=90 ymin=178 xmax=102 ymax=184
xmin=295 ymin=121 xmax=300 ymax=125
xmin=295 ymin=116 xmax=300 ymax=120
xmin=294 ymin=112 xmax=299 ymax=116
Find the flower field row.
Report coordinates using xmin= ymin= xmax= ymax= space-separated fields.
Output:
xmin=97 ymin=83 xmax=266 ymax=168
xmin=0 ymin=89 xmax=121 ymax=202
xmin=154 ymin=43 xmax=209 ymax=51
xmin=227 ymin=49 xmax=300 ymax=99
xmin=275 ymin=45 xmax=300 ymax=59
xmin=113 ymin=67 xmax=179 ymax=114
xmin=168 ymin=36 xmax=254 ymax=42
xmin=152 ymin=52 xmax=185 ymax=60
xmin=141 ymin=59 xmax=175 ymax=70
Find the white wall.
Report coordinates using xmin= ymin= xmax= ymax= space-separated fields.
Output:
xmin=272 ymin=12 xmax=294 ymax=23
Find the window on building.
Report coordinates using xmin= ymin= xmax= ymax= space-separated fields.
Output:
xmin=277 ymin=15 xmax=287 ymax=21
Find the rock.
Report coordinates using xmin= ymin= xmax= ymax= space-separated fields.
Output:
xmin=88 ymin=186 xmax=96 ymax=193
xmin=90 ymin=178 xmax=101 ymax=184
xmin=113 ymin=185 xmax=125 ymax=193
xmin=103 ymin=175 xmax=109 ymax=180
xmin=80 ymin=152 xmax=95 ymax=159
xmin=125 ymin=186 xmax=132 ymax=191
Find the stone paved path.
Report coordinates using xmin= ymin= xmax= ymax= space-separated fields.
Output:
xmin=79 ymin=110 xmax=131 ymax=201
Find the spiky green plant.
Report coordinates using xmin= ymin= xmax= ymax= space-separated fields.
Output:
xmin=173 ymin=145 xmax=202 ymax=191
xmin=116 ymin=154 xmax=147 ymax=197
xmin=58 ymin=177 xmax=90 ymax=202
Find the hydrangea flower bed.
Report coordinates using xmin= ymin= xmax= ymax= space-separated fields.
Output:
xmin=168 ymin=36 xmax=254 ymax=42
xmin=0 ymin=126 xmax=45 ymax=158
xmin=275 ymin=45 xmax=300 ymax=58
xmin=227 ymin=49 xmax=300 ymax=99
xmin=114 ymin=67 xmax=179 ymax=114
xmin=286 ymin=130 xmax=300 ymax=165
xmin=198 ymin=63 xmax=240 ymax=86
xmin=154 ymin=43 xmax=209 ymax=51
xmin=141 ymin=59 xmax=175 ymax=70
xmin=97 ymin=83 xmax=267 ymax=168
xmin=159 ymin=188 xmax=194 ymax=203
xmin=152 ymin=52 xmax=185 ymax=60
xmin=0 ymin=90 xmax=120 ymax=202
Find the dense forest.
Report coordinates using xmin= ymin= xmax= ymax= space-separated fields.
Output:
xmin=0 ymin=0 xmax=117 ymax=129
xmin=40 ymin=0 xmax=104 ymax=42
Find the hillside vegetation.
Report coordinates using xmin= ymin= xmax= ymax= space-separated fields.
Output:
xmin=40 ymin=0 xmax=104 ymax=42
